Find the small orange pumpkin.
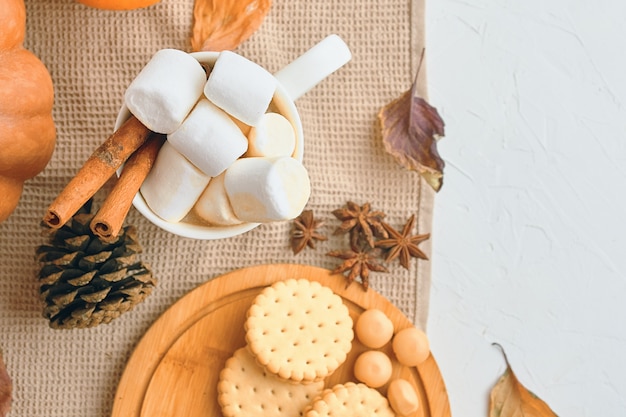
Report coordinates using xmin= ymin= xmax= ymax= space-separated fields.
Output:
xmin=0 ymin=0 xmax=56 ymax=223
xmin=76 ymin=0 xmax=161 ymax=10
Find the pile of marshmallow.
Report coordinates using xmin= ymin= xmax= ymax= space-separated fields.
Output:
xmin=123 ymin=48 xmax=310 ymax=226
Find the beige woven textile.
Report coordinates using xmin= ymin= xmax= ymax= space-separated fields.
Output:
xmin=1 ymin=0 xmax=433 ymax=415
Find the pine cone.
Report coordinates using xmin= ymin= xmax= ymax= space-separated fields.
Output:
xmin=35 ymin=208 xmax=156 ymax=329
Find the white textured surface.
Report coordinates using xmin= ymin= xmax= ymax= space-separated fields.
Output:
xmin=426 ymin=0 xmax=626 ymax=415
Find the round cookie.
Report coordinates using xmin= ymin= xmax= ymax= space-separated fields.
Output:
xmin=218 ymin=347 xmax=324 ymax=417
xmin=304 ymin=382 xmax=396 ymax=417
xmin=245 ymin=278 xmax=354 ymax=383
xmin=353 ymin=350 xmax=393 ymax=388
xmin=387 ymin=379 xmax=419 ymax=416
xmin=392 ymin=327 xmax=430 ymax=367
xmin=355 ymin=308 xmax=394 ymax=348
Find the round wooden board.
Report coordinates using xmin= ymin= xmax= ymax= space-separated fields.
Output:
xmin=111 ymin=263 xmax=451 ymax=417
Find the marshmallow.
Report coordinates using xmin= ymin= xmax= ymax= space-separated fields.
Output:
xmin=167 ymin=99 xmax=248 ymax=177
xmin=224 ymin=156 xmax=311 ymax=223
xmin=204 ymin=51 xmax=276 ymax=126
xmin=140 ymin=141 xmax=211 ymax=223
xmin=125 ymin=49 xmax=206 ymax=134
xmin=192 ymin=172 xmax=243 ymax=226
xmin=246 ymin=112 xmax=296 ymax=158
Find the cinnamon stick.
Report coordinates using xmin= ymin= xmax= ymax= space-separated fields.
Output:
xmin=43 ymin=115 xmax=151 ymax=228
xmin=90 ymin=134 xmax=166 ymax=241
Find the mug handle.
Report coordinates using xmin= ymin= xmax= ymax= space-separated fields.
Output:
xmin=274 ymin=34 xmax=352 ymax=101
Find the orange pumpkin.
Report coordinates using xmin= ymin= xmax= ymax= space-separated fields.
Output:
xmin=76 ymin=0 xmax=161 ymax=10
xmin=0 ymin=0 xmax=56 ymax=223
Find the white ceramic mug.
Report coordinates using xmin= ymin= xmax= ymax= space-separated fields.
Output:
xmin=116 ymin=34 xmax=351 ymax=239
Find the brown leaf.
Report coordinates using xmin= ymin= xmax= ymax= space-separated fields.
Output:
xmin=490 ymin=344 xmax=559 ymax=417
xmin=378 ymin=65 xmax=445 ymax=191
xmin=0 ymin=350 xmax=12 ymax=417
xmin=191 ymin=0 xmax=272 ymax=52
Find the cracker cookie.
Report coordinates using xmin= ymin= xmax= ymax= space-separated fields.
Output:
xmin=218 ymin=347 xmax=324 ymax=417
xmin=245 ymin=278 xmax=353 ymax=383
xmin=304 ymin=382 xmax=396 ymax=417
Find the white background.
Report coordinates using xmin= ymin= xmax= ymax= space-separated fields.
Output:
xmin=426 ymin=0 xmax=626 ymax=415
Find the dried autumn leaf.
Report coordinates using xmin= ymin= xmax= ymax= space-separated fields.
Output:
xmin=191 ymin=0 xmax=271 ymax=52
xmin=0 ymin=350 xmax=11 ymax=417
xmin=490 ymin=344 xmax=559 ymax=417
xmin=378 ymin=69 xmax=445 ymax=192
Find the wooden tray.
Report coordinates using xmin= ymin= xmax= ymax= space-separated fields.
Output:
xmin=111 ymin=263 xmax=450 ymax=417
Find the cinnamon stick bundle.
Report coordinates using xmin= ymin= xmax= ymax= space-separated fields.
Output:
xmin=90 ymin=134 xmax=165 ymax=241
xmin=43 ymin=116 xmax=151 ymax=228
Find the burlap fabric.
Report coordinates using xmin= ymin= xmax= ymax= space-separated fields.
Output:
xmin=0 ymin=0 xmax=433 ymax=415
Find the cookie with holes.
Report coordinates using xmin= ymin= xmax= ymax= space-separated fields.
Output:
xmin=304 ymin=382 xmax=396 ymax=417
xmin=218 ymin=347 xmax=324 ymax=417
xmin=244 ymin=278 xmax=354 ymax=383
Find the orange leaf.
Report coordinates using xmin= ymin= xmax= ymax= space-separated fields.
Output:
xmin=378 ymin=56 xmax=445 ymax=192
xmin=191 ymin=0 xmax=271 ymax=52
xmin=0 ymin=350 xmax=11 ymax=417
xmin=490 ymin=344 xmax=559 ymax=417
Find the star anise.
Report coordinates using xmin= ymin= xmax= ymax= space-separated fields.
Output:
xmin=327 ymin=243 xmax=388 ymax=290
xmin=332 ymin=201 xmax=388 ymax=248
xmin=376 ymin=214 xmax=430 ymax=269
xmin=290 ymin=210 xmax=327 ymax=254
